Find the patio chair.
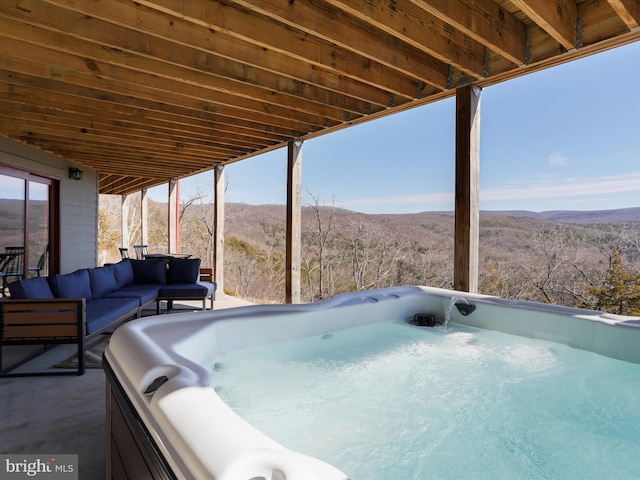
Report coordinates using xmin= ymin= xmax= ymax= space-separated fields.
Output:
xmin=133 ymin=245 xmax=148 ymax=260
xmin=0 ymin=247 xmax=25 ymax=297
xmin=28 ymin=244 xmax=49 ymax=277
xmin=119 ymin=247 xmax=129 ymax=259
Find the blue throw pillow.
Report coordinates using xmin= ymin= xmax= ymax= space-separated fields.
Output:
xmin=111 ymin=259 xmax=134 ymax=289
xmin=8 ymin=277 xmax=55 ymax=299
xmin=168 ymin=258 xmax=201 ymax=283
xmin=89 ymin=266 xmax=118 ymax=297
xmin=130 ymin=258 xmax=167 ymax=284
xmin=51 ymin=269 xmax=93 ymax=300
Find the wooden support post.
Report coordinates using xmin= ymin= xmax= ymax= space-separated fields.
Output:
xmin=121 ymin=194 xmax=129 ymax=251
xmin=175 ymin=180 xmax=181 ymax=250
xmin=286 ymin=140 xmax=303 ymax=304
xmin=140 ymin=188 xmax=148 ymax=247
xmin=168 ymin=180 xmax=177 ymax=253
xmin=214 ymin=165 xmax=225 ymax=299
xmin=454 ymin=85 xmax=481 ymax=293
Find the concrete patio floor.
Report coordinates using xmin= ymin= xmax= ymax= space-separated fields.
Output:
xmin=0 ymin=295 xmax=254 ymax=479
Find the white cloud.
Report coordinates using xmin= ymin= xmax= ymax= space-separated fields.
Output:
xmin=341 ymin=172 xmax=640 ymax=211
xmin=548 ymin=152 xmax=568 ymax=167
xmin=481 ymin=172 xmax=640 ymax=201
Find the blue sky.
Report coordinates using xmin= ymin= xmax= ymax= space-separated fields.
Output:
xmin=153 ymin=41 xmax=640 ymax=214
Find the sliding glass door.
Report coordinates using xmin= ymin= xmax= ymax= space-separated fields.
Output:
xmin=0 ymin=166 xmax=57 ymax=282
xmin=0 ymin=174 xmax=25 ymax=249
xmin=28 ymin=180 xmax=51 ymax=277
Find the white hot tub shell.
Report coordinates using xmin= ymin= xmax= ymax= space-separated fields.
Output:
xmin=103 ymin=285 xmax=640 ymax=479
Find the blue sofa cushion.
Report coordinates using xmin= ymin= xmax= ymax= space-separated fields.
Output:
xmin=8 ymin=277 xmax=55 ymax=299
xmin=104 ymin=284 xmax=162 ymax=306
xmin=158 ymin=282 xmax=216 ymax=298
xmin=89 ymin=266 xmax=118 ymax=298
xmin=130 ymin=259 xmax=167 ymax=284
xmin=85 ymin=297 xmax=140 ymax=335
xmin=168 ymin=258 xmax=201 ymax=283
xmin=111 ymin=259 xmax=134 ymax=289
xmin=49 ymin=269 xmax=93 ymax=300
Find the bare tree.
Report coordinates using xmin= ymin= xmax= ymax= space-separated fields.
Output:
xmin=589 ymin=225 xmax=629 ymax=268
xmin=301 ymin=191 xmax=341 ymax=301
xmin=525 ymin=225 xmax=591 ymax=305
xmin=124 ymin=193 xmax=141 ymax=247
xmin=257 ymin=223 xmax=286 ymax=300
xmin=177 ymin=178 xmax=217 ymax=267
xmin=479 ymin=260 xmax=531 ymax=299
xmin=225 ymin=236 xmax=261 ymax=298
xmin=97 ymin=207 xmax=121 ymax=265
xmin=619 ymin=223 xmax=640 ymax=265
xmin=346 ymin=219 xmax=403 ymax=291
xmin=395 ymin=241 xmax=453 ymax=289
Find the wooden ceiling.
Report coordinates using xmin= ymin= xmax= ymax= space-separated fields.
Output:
xmin=1 ymin=1 xmax=639 ymax=195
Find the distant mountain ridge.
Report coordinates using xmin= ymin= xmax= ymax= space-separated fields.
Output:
xmin=221 ymin=203 xmax=640 ymax=226
xmin=479 ymin=207 xmax=640 ymax=224
xmin=219 ymin=204 xmax=640 ymax=253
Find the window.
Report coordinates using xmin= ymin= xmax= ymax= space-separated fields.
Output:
xmin=0 ymin=165 xmax=58 ymax=280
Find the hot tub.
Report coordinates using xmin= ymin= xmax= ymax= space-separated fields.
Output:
xmin=103 ymin=285 xmax=640 ymax=479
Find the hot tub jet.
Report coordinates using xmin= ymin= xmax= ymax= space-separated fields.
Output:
xmin=444 ymin=297 xmax=476 ymax=327
xmin=455 ymin=299 xmax=476 ymax=316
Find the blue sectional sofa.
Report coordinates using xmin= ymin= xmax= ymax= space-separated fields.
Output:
xmin=0 ymin=257 xmax=216 ymax=376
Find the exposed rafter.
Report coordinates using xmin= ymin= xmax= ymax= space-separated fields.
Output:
xmin=607 ymin=0 xmax=640 ymax=29
xmin=511 ymin=0 xmax=578 ymax=50
xmin=0 ymin=0 xmax=637 ymax=195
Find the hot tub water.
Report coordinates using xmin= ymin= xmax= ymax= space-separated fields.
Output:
xmin=211 ymin=321 xmax=640 ymax=480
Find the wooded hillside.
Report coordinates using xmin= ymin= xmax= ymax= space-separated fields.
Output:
xmin=99 ymin=195 xmax=640 ymax=315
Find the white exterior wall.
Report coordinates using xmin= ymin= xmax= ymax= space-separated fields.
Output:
xmin=0 ymin=136 xmax=99 ymax=273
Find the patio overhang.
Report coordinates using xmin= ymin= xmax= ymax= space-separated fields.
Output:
xmin=0 ymin=0 xmax=638 ymax=195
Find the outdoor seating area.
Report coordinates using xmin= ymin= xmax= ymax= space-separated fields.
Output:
xmin=0 ymin=257 xmax=216 ymax=376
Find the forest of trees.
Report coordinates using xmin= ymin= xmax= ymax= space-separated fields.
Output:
xmin=98 ymin=194 xmax=640 ymax=316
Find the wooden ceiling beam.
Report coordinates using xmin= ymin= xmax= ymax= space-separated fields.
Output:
xmin=66 ymin=154 xmax=219 ymax=176
xmin=409 ymin=0 xmax=527 ymax=66
xmin=13 ymin=0 xmax=396 ymax=110
xmin=76 ymin=160 xmax=211 ymax=178
xmin=99 ymin=175 xmax=166 ymax=195
xmin=72 ymin=156 xmax=214 ymax=176
xmin=0 ymin=93 xmax=262 ymax=148
xmin=0 ymin=109 xmax=247 ymax=157
xmin=3 ymin=124 xmax=223 ymax=159
xmin=0 ymin=43 xmax=324 ymax=134
xmin=511 ymin=0 xmax=578 ymax=51
xmin=140 ymin=0 xmax=443 ymax=93
xmin=45 ymin=0 xmax=421 ymax=102
xmin=3 ymin=128 xmax=230 ymax=165
xmin=0 ymin=23 xmax=349 ymax=128
xmin=0 ymin=7 xmax=375 ymax=121
xmin=99 ymin=174 xmax=132 ymax=192
xmin=221 ymin=0 xmax=449 ymax=90
xmin=11 ymin=141 xmax=222 ymax=178
xmin=0 ymin=71 xmax=302 ymax=144
xmin=329 ymin=0 xmax=487 ymax=78
xmin=608 ymin=0 xmax=640 ymax=29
